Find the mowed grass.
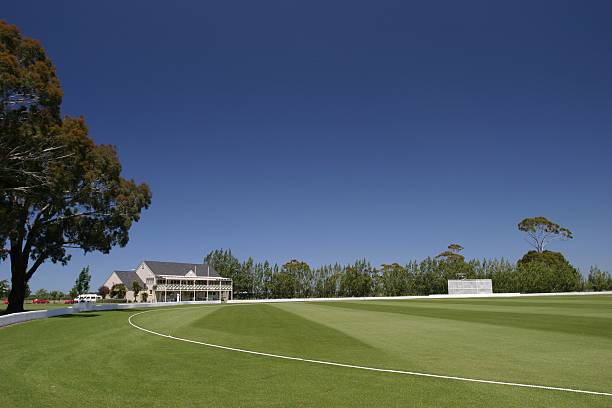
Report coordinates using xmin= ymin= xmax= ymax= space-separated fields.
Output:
xmin=1 ymin=296 xmax=612 ymax=407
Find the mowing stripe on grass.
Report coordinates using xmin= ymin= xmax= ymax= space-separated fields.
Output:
xmin=128 ymin=307 xmax=612 ymax=398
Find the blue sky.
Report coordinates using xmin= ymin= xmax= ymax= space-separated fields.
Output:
xmin=1 ymin=1 xmax=611 ymax=291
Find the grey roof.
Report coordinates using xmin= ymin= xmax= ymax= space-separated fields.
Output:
xmin=143 ymin=261 xmax=220 ymax=277
xmin=114 ymin=271 xmax=145 ymax=288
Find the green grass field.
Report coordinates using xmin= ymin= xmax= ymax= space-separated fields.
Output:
xmin=1 ymin=296 xmax=611 ymax=407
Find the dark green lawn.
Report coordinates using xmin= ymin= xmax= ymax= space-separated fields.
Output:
xmin=1 ymin=296 xmax=611 ymax=407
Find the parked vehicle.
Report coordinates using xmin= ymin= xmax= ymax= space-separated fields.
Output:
xmin=64 ymin=299 xmax=76 ymax=304
xmin=2 ymin=299 xmax=8 ymax=305
xmin=74 ymin=294 xmax=102 ymax=303
xmin=32 ymin=298 xmax=50 ymax=304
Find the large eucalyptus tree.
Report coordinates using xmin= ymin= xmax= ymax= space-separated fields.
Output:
xmin=1 ymin=21 xmax=151 ymax=313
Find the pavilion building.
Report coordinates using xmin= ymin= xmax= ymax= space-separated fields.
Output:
xmin=102 ymin=260 xmax=233 ymax=302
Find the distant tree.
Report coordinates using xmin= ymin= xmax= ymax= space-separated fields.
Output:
xmin=49 ymin=290 xmax=64 ymax=300
xmin=268 ymin=271 xmax=298 ymax=298
xmin=474 ymin=258 xmax=519 ymax=293
xmin=312 ymin=264 xmax=342 ymax=298
xmin=69 ymin=287 xmax=78 ymax=299
xmin=110 ymin=283 xmax=127 ymax=299
xmin=237 ymin=257 xmax=256 ymax=299
xmin=249 ymin=260 xmax=274 ymax=299
xmin=34 ymin=288 xmax=49 ymax=299
xmin=517 ymin=251 xmax=582 ymax=293
xmin=97 ymin=285 xmax=110 ymax=299
xmin=132 ymin=281 xmax=142 ymax=302
xmin=436 ymin=243 xmax=465 ymax=263
xmin=379 ymin=263 xmax=411 ymax=296
xmin=585 ymin=266 xmax=612 ymax=292
xmin=414 ymin=258 xmax=447 ymax=295
xmin=436 ymin=244 xmax=472 ymax=280
xmin=0 ymin=279 xmax=9 ymax=298
xmin=518 ymin=217 xmax=573 ymax=253
xmin=206 ymin=249 xmax=243 ymax=298
xmin=339 ymin=260 xmax=374 ymax=297
xmin=281 ymin=260 xmax=312 ymax=297
xmin=71 ymin=266 xmax=91 ymax=296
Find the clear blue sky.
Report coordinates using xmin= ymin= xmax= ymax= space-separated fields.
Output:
xmin=1 ymin=1 xmax=611 ymax=292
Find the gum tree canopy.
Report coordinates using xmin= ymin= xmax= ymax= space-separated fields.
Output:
xmin=0 ymin=21 xmax=151 ymax=313
xmin=518 ymin=216 xmax=573 ymax=253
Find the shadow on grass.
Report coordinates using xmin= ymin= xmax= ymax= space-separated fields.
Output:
xmin=55 ymin=313 xmax=101 ymax=318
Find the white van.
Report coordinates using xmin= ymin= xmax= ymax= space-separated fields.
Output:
xmin=75 ymin=294 xmax=102 ymax=303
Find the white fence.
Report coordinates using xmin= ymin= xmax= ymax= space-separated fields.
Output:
xmin=2 ymin=291 xmax=611 ymax=328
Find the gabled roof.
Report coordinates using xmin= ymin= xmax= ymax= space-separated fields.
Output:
xmin=143 ymin=261 xmax=220 ymax=277
xmin=114 ymin=271 xmax=145 ymax=288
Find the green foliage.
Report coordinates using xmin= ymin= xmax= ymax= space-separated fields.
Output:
xmin=132 ymin=281 xmax=142 ymax=302
xmin=517 ymin=251 xmax=582 ymax=293
xmin=312 ymin=263 xmax=342 ymax=298
xmin=434 ymin=244 xmax=473 ymax=284
xmin=413 ymin=258 xmax=447 ymax=295
xmin=48 ymin=290 xmax=65 ymax=300
xmin=71 ymin=266 xmax=91 ymax=296
xmin=97 ymin=285 xmax=110 ymax=298
xmin=206 ymin=249 xmax=242 ymax=296
xmin=474 ymin=258 xmax=519 ymax=293
xmin=339 ymin=260 xmax=374 ymax=297
xmin=281 ymin=259 xmax=312 ymax=297
xmin=378 ymin=263 xmax=412 ymax=296
xmin=33 ymin=288 xmax=49 ymax=299
xmin=201 ymin=248 xmax=591 ymax=299
xmin=518 ymin=216 xmax=573 ymax=253
xmin=436 ymin=243 xmax=466 ymax=263
xmin=110 ymin=283 xmax=127 ymax=299
xmin=585 ymin=266 xmax=612 ymax=291
xmin=268 ymin=271 xmax=298 ymax=298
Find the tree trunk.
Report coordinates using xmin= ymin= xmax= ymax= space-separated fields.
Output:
xmin=6 ymin=259 xmax=27 ymax=314
xmin=6 ymin=242 xmax=28 ymax=313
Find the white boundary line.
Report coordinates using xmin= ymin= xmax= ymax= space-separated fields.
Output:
xmin=128 ymin=306 xmax=612 ymax=398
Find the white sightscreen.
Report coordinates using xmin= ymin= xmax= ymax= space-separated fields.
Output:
xmin=447 ymin=279 xmax=493 ymax=295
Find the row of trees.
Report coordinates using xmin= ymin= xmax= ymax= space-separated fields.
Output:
xmin=203 ymin=217 xmax=609 ymax=299
xmin=206 ymin=249 xmax=612 ymax=300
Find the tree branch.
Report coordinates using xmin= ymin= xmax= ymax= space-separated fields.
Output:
xmin=25 ymin=254 xmax=46 ymax=282
xmin=21 ymin=203 xmax=52 ymax=262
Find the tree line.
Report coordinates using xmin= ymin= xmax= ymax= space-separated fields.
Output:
xmin=205 ymin=217 xmax=611 ymax=299
xmin=206 ymin=249 xmax=612 ymax=300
